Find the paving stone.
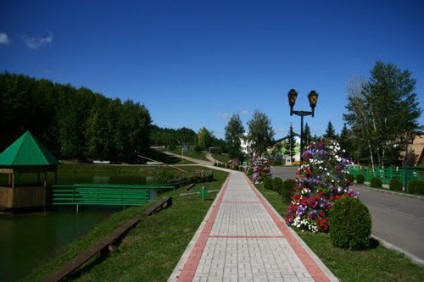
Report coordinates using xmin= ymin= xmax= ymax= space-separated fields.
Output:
xmin=169 ymin=171 xmax=337 ymax=282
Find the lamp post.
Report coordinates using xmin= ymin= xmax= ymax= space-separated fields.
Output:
xmin=288 ymin=89 xmax=319 ymax=163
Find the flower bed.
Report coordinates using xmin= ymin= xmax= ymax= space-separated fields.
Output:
xmin=285 ymin=140 xmax=358 ymax=232
xmin=250 ymin=156 xmax=272 ymax=184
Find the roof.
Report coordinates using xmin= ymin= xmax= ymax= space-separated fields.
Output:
xmin=0 ymin=131 xmax=59 ymax=166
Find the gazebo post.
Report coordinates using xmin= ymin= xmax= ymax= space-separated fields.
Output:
xmin=43 ymin=171 xmax=47 ymax=212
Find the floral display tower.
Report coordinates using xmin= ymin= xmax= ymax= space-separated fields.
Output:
xmin=285 ymin=139 xmax=357 ymax=232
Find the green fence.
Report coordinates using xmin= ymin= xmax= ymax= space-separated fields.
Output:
xmin=51 ymin=184 xmax=175 ymax=210
xmin=348 ymin=166 xmax=424 ymax=188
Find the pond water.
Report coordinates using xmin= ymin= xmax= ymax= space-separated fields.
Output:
xmin=0 ymin=208 xmax=114 ymax=281
xmin=0 ymin=171 xmax=151 ymax=281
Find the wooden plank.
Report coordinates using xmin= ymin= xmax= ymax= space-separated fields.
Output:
xmin=186 ymin=183 xmax=195 ymax=191
xmin=143 ymin=196 xmax=172 ymax=217
xmin=44 ymin=217 xmax=140 ymax=282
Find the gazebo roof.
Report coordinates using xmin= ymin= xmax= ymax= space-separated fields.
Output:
xmin=0 ymin=131 xmax=59 ymax=166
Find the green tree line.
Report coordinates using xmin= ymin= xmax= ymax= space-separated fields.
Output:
xmin=0 ymin=72 xmax=151 ymax=162
xmin=150 ymin=126 xmax=197 ymax=149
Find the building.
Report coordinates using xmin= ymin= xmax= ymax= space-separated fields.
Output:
xmin=410 ymin=134 xmax=424 ymax=165
xmin=240 ymin=133 xmax=253 ymax=155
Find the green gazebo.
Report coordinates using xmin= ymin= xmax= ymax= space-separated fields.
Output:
xmin=0 ymin=131 xmax=59 ymax=210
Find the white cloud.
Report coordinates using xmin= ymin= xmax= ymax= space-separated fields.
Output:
xmin=218 ymin=110 xmax=250 ymax=120
xmin=0 ymin=33 xmax=10 ymax=45
xmin=218 ymin=112 xmax=232 ymax=119
xmin=22 ymin=32 xmax=53 ymax=48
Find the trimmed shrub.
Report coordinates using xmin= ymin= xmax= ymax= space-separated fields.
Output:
xmin=329 ymin=197 xmax=372 ymax=250
xmin=264 ymin=176 xmax=273 ymax=190
xmin=282 ymin=179 xmax=296 ymax=204
xmin=272 ymin=160 xmax=283 ymax=166
xmin=272 ymin=177 xmax=283 ymax=194
xmin=356 ymin=174 xmax=365 ymax=184
xmin=408 ymin=180 xmax=424 ymax=195
xmin=389 ymin=178 xmax=402 ymax=191
xmin=246 ymin=167 xmax=253 ymax=177
xmin=370 ymin=177 xmax=382 ymax=188
xmin=345 ymin=173 xmax=354 ymax=183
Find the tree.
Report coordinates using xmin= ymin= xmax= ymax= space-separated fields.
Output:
xmin=323 ymin=121 xmax=337 ymax=140
xmin=344 ymin=76 xmax=374 ymax=165
xmin=339 ymin=123 xmax=353 ymax=158
xmin=225 ymin=114 xmax=245 ymax=160
xmin=285 ymin=124 xmax=297 ymax=162
xmin=0 ymin=72 xmax=154 ymax=162
xmin=115 ymin=100 xmax=152 ymax=162
xmin=344 ymin=62 xmax=422 ymax=166
xmin=304 ymin=122 xmax=312 ymax=146
xmin=85 ymin=96 xmax=117 ymax=160
xmin=58 ymin=86 xmax=95 ymax=160
xmin=247 ymin=110 xmax=275 ymax=156
xmin=197 ymin=127 xmax=214 ymax=151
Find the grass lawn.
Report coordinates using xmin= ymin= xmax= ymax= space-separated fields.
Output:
xmin=211 ymin=153 xmax=230 ymax=164
xmin=22 ymin=159 xmax=424 ymax=281
xmin=23 ymin=167 xmax=229 ymax=282
xmin=176 ymin=150 xmax=210 ymax=162
xmin=255 ymin=184 xmax=424 ymax=282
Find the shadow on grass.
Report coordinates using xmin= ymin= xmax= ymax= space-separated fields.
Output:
xmin=369 ymin=237 xmax=380 ymax=250
xmin=143 ymin=149 xmax=182 ymax=164
xmin=67 ymin=253 xmax=109 ymax=281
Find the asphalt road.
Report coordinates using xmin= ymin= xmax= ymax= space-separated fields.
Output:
xmin=271 ymin=166 xmax=424 ymax=265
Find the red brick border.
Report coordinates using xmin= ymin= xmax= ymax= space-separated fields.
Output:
xmin=177 ymin=173 xmax=231 ymax=281
xmin=246 ymin=175 xmax=331 ymax=282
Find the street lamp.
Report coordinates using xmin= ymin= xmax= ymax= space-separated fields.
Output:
xmin=288 ymin=89 xmax=319 ymax=163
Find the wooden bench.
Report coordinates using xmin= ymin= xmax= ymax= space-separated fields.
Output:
xmin=45 ymin=217 xmax=141 ymax=282
xmin=186 ymin=183 xmax=195 ymax=191
xmin=143 ymin=196 xmax=173 ymax=217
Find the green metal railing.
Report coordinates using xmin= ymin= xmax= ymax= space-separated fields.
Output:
xmin=51 ymin=184 xmax=175 ymax=211
xmin=348 ymin=166 xmax=424 ymax=189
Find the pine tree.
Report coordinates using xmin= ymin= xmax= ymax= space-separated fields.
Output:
xmin=304 ymin=122 xmax=312 ymax=147
xmin=339 ymin=124 xmax=352 ymax=158
xmin=344 ymin=62 xmax=422 ymax=165
xmin=324 ymin=121 xmax=337 ymax=140
xmin=285 ymin=124 xmax=297 ymax=162
xmin=225 ymin=114 xmax=245 ymax=160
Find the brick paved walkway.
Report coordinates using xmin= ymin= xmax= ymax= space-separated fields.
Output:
xmin=169 ymin=171 xmax=338 ymax=282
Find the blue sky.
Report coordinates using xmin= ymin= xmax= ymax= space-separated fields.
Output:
xmin=1 ymin=0 xmax=423 ymax=140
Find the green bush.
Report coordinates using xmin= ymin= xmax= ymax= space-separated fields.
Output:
xmin=194 ymin=145 xmax=203 ymax=154
xmin=408 ymin=180 xmax=424 ymax=195
xmin=370 ymin=177 xmax=382 ymax=188
xmin=246 ymin=168 xmax=253 ymax=177
xmin=264 ymin=177 xmax=273 ymax=190
xmin=272 ymin=160 xmax=282 ymax=166
xmin=345 ymin=173 xmax=354 ymax=183
xmin=389 ymin=178 xmax=402 ymax=191
xmin=283 ymin=179 xmax=296 ymax=204
xmin=329 ymin=197 xmax=372 ymax=250
xmin=356 ymin=174 xmax=365 ymax=184
xmin=272 ymin=177 xmax=283 ymax=194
